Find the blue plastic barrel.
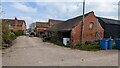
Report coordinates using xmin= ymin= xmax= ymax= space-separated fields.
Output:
xmin=100 ymin=39 xmax=109 ymax=50
xmin=108 ymin=39 xmax=113 ymax=49
xmin=115 ymin=38 xmax=120 ymax=50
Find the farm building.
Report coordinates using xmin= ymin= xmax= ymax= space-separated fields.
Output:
xmin=48 ymin=19 xmax=64 ymax=27
xmin=35 ymin=22 xmax=49 ymax=37
xmin=97 ymin=17 xmax=120 ymax=39
xmin=47 ymin=11 xmax=104 ymax=45
xmin=35 ymin=19 xmax=64 ymax=37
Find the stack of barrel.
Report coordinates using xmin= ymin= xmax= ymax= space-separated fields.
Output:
xmin=100 ymin=38 xmax=120 ymax=50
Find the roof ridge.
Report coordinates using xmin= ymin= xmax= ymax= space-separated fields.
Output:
xmin=97 ymin=16 xmax=119 ymax=21
xmin=65 ymin=11 xmax=94 ymax=22
xmin=49 ymin=19 xmax=64 ymax=21
xmin=97 ymin=16 xmax=120 ymax=25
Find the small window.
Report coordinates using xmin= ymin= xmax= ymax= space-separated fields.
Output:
xmin=89 ymin=22 xmax=94 ymax=30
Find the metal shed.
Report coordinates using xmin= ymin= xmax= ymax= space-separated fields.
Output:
xmin=97 ymin=17 xmax=120 ymax=39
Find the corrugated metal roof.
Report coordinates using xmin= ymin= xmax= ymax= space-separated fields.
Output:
xmin=97 ymin=17 xmax=120 ymax=25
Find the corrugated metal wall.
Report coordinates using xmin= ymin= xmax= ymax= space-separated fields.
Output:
xmin=104 ymin=24 xmax=120 ymax=39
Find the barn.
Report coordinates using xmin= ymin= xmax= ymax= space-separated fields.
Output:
xmin=97 ymin=17 xmax=120 ymax=39
xmin=47 ymin=11 xmax=104 ymax=45
xmin=35 ymin=22 xmax=49 ymax=37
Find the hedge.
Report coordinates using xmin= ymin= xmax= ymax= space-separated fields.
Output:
xmin=8 ymin=32 xmax=16 ymax=41
xmin=14 ymin=30 xmax=24 ymax=36
xmin=50 ymin=31 xmax=64 ymax=46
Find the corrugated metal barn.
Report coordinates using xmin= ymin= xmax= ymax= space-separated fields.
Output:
xmin=97 ymin=17 xmax=120 ymax=39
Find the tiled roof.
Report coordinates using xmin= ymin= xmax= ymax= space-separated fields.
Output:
xmin=18 ymin=20 xmax=26 ymax=26
xmin=2 ymin=19 xmax=26 ymax=26
xmin=36 ymin=22 xmax=49 ymax=28
xmin=47 ymin=11 xmax=93 ymax=31
xmin=48 ymin=19 xmax=64 ymax=25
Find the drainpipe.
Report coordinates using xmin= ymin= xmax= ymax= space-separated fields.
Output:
xmin=81 ymin=0 xmax=85 ymax=44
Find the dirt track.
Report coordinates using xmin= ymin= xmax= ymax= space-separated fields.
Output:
xmin=2 ymin=36 xmax=118 ymax=66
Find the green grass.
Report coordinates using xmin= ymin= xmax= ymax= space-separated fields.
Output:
xmin=76 ymin=43 xmax=100 ymax=51
xmin=74 ymin=41 xmax=117 ymax=51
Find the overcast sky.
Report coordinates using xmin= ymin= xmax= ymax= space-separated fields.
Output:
xmin=1 ymin=0 xmax=119 ymax=28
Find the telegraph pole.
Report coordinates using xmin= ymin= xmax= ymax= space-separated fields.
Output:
xmin=81 ymin=0 xmax=85 ymax=44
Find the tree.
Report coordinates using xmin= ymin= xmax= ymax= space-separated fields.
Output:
xmin=2 ymin=20 xmax=11 ymax=44
xmin=2 ymin=20 xmax=16 ymax=48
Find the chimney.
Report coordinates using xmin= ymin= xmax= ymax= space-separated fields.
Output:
xmin=14 ymin=17 xmax=18 ymax=31
xmin=15 ymin=17 xmax=17 ymax=20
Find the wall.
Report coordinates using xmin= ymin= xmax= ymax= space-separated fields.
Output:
xmin=22 ymin=22 xmax=26 ymax=32
xmin=13 ymin=20 xmax=26 ymax=32
xmin=13 ymin=19 xmax=18 ymax=31
xmin=71 ymin=23 xmax=81 ymax=44
xmin=70 ymin=12 xmax=104 ymax=44
xmin=83 ymin=12 xmax=104 ymax=42
xmin=36 ymin=28 xmax=47 ymax=32
xmin=105 ymin=24 xmax=120 ymax=38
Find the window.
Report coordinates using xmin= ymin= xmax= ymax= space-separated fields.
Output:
xmin=89 ymin=22 xmax=94 ymax=30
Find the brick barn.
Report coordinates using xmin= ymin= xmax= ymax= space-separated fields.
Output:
xmin=35 ymin=19 xmax=64 ymax=37
xmin=2 ymin=17 xmax=26 ymax=32
xmin=36 ymin=22 xmax=49 ymax=36
xmin=48 ymin=19 xmax=64 ymax=27
xmin=47 ymin=11 xmax=104 ymax=45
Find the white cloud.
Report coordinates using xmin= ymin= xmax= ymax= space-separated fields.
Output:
xmin=36 ymin=2 xmax=82 ymax=18
xmin=33 ymin=19 xmax=48 ymax=22
xmin=34 ymin=14 xmax=58 ymax=22
xmin=3 ymin=0 xmax=119 ymax=2
xmin=6 ymin=1 xmax=119 ymax=28
xmin=86 ymin=0 xmax=119 ymax=3
xmin=12 ymin=2 xmax=37 ymax=13
xmin=17 ymin=16 xmax=33 ymax=28
xmin=54 ymin=3 xmax=81 ymax=15
xmin=100 ymin=15 xmax=118 ymax=20
xmin=86 ymin=1 xmax=118 ymax=13
xmin=18 ymin=16 xmax=32 ymax=20
xmin=85 ymin=1 xmax=118 ymax=20
xmin=35 ymin=1 xmax=119 ymax=24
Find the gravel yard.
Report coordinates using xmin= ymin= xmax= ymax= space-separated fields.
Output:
xmin=2 ymin=36 xmax=118 ymax=66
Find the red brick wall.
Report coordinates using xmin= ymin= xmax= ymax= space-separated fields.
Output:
xmin=36 ymin=27 xmax=47 ymax=32
xmin=13 ymin=20 xmax=26 ymax=32
xmin=22 ymin=22 xmax=26 ymax=32
xmin=13 ymin=26 xmax=25 ymax=31
xmin=71 ymin=23 xmax=82 ymax=44
xmin=83 ymin=12 xmax=104 ymax=42
xmin=13 ymin=19 xmax=18 ymax=31
xmin=70 ymin=12 xmax=104 ymax=44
